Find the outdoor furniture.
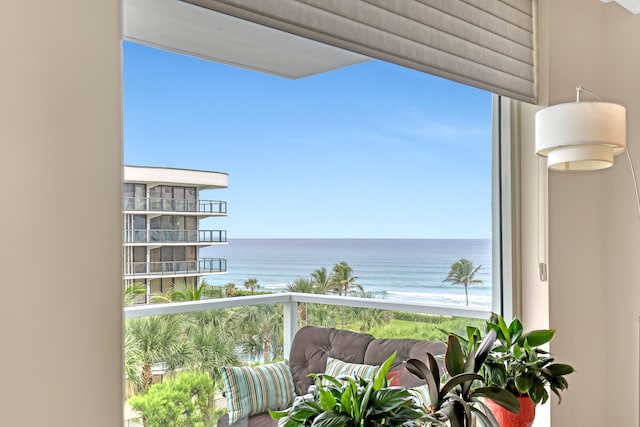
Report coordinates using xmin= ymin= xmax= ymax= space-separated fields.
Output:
xmin=217 ymin=325 xmax=446 ymax=427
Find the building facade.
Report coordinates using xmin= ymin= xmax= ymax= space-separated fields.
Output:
xmin=123 ymin=165 xmax=228 ymax=303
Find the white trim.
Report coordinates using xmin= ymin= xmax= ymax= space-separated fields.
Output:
xmin=492 ymin=95 xmax=519 ymax=320
xmin=124 ymin=292 xmax=491 ymax=319
xmin=125 ymin=292 xmax=491 ymax=362
xmin=124 ymin=165 xmax=228 ymax=189
xmin=123 ymin=0 xmax=369 ymax=79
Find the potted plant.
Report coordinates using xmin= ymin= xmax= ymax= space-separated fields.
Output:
xmin=455 ymin=314 xmax=575 ymax=427
xmin=405 ymin=329 xmax=520 ymax=427
xmin=269 ymin=352 xmax=431 ymax=427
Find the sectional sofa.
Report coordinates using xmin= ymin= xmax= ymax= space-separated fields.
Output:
xmin=217 ymin=325 xmax=447 ymax=427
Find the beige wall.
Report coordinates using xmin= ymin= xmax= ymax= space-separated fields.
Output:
xmin=529 ymin=0 xmax=640 ymax=425
xmin=0 ymin=2 xmax=123 ymax=426
xmin=2 ymin=1 xmax=638 ymax=426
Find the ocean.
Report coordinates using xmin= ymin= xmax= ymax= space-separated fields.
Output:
xmin=201 ymin=238 xmax=492 ymax=310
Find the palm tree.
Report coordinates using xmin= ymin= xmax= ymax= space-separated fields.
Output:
xmin=224 ymin=282 xmax=237 ymax=297
xmin=310 ymin=267 xmax=331 ymax=293
xmin=186 ymin=308 xmax=232 ymax=332
xmin=286 ymin=277 xmax=321 ymax=325
xmin=124 ymin=326 xmax=145 ymax=392
xmin=329 ymin=262 xmax=364 ymax=328
xmin=125 ymin=315 xmax=192 ymax=393
xmin=286 ymin=277 xmax=316 ymax=294
xmin=329 ymin=261 xmax=364 ymax=296
xmin=235 ymin=304 xmax=282 ymax=363
xmin=185 ymin=320 xmax=239 ymax=411
xmin=307 ymin=304 xmax=340 ymax=328
xmin=442 ymin=258 xmax=483 ymax=306
xmin=244 ymin=277 xmax=260 ymax=295
xmin=124 ymin=282 xmax=147 ymax=306
xmin=151 ymin=280 xmax=206 ymax=303
xmin=345 ymin=292 xmax=392 ymax=332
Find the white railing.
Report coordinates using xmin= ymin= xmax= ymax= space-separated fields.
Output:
xmin=124 ymin=293 xmax=490 ymax=357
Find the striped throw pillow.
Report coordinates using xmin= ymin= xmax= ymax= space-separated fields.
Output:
xmin=220 ymin=361 xmax=296 ymax=424
xmin=408 ymin=384 xmax=432 ymax=410
xmin=324 ymin=357 xmax=377 ymax=381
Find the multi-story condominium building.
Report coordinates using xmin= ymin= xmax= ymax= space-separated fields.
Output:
xmin=123 ymin=165 xmax=228 ymax=303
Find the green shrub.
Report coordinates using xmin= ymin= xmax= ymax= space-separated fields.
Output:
xmin=128 ymin=371 xmax=215 ymax=427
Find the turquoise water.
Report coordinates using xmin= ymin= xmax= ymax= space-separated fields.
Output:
xmin=201 ymin=238 xmax=492 ymax=309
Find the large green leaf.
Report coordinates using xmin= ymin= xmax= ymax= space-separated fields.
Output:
xmin=426 ymin=352 xmax=441 ymax=388
xmin=406 ymin=357 xmax=439 ymax=403
xmin=528 ymin=380 xmax=549 ymax=405
xmin=441 ymin=373 xmax=483 ymax=395
xmin=545 ymin=363 xmax=574 ymax=376
xmin=471 ymin=406 xmax=499 ymax=427
xmin=471 ymin=387 xmax=521 ymax=414
xmin=319 ymin=388 xmax=337 ymax=412
xmin=446 ymin=335 xmax=465 ymax=376
xmin=546 ymin=374 xmax=569 ymax=391
xmin=474 ymin=328 xmax=497 ymax=371
xmin=318 ymin=374 xmax=342 ymax=389
xmin=277 ymin=416 xmax=303 ymax=427
xmin=484 ymin=362 xmax=507 ymax=388
xmin=443 ymin=394 xmax=473 ymax=427
xmin=357 ymin=382 xmax=374 ymax=422
xmin=339 ymin=385 xmax=352 ymax=414
xmin=496 ymin=314 xmax=511 ymax=343
xmin=311 ymin=411 xmax=351 ymax=427
xmin=287 ymin=400 xmax=322 ymax=421
xmin=439 ymin=401 xmax=463 ymax=427
xmin=368 ymin=388 xmax=413 ymax=414
xmin=466 ymin=326 xmax=481 ymax=344
xmin=514 ymin=372 xmax=534 ymax=394
xmin=518 ymin=329 xmax=555 ymax=347
xmin=346 ymin=381 xmax=360 ymax=420
xmin=268 ymin=409 xmax=288 ymax=419
xmin=373 ymin=352 xmax=396 ymax=390
xmin=508 ymin=318 xmax=523 ymax=346
xmin=461 ymin=343 xmax=476 ymax=396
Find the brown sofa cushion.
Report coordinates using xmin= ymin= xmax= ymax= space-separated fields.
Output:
xmin=364 ymin=338 xmax=447 ymax=387
xmin=287 ymin=326 xmax=375 ymax=394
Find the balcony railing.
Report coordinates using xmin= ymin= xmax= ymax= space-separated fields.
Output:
xmin=123 ymin=294 xmax=491 ymax=427
xmin=124 ymin=229 xmax=227 ymax=244
xmin=123 ymin=197 xmax=227 ymax=214
xmin=123 ymin=257 xmax=226 ymax=277
xmin=124 ymin=293 xmax=490 ymax=359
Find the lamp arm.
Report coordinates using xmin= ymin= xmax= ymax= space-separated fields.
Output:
xmin=626 ymin=149 xmax=640 ymax=221
xmin=576 ymin=85 xmax=603 ymax=102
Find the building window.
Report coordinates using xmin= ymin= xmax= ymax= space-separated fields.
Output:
xmin=124 ymin=183 xmax=146 ymax=210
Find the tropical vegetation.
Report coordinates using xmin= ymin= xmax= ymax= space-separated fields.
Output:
xmin=406 ymin=330 xmax=520 ymax=427
xmin=124 ymin=261 xmax=491 ymax=425
xmin=270 ymin=353 xmax=429 ymax=427
xmin=442 ymin=258 xmax=483 ymax=306
xmin=456 ymin=313 xmax=575 ymax=405
xmin=151 ymin=280 xmax=208 ymax=303
xmin=244 ymin=277 xmax=260 ymax=295
xmin=129 ymin=371 xmax=216 ymax=427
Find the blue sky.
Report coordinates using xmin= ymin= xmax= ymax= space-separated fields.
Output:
xmin=123 ymin=41 xmax=493 ymax=239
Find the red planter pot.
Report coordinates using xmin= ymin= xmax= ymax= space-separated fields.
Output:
xmin=484 ymin=396 xmax=536 ymax=427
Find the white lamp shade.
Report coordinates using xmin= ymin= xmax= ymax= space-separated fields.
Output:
xmin=535 ymin=101 xmax=626 ymax=171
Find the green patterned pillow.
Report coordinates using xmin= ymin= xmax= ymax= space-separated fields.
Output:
xmin=324 ymin=357 xmax=377 ymax=380
xmin=220 ymin=361 xmax=296 ymax=424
